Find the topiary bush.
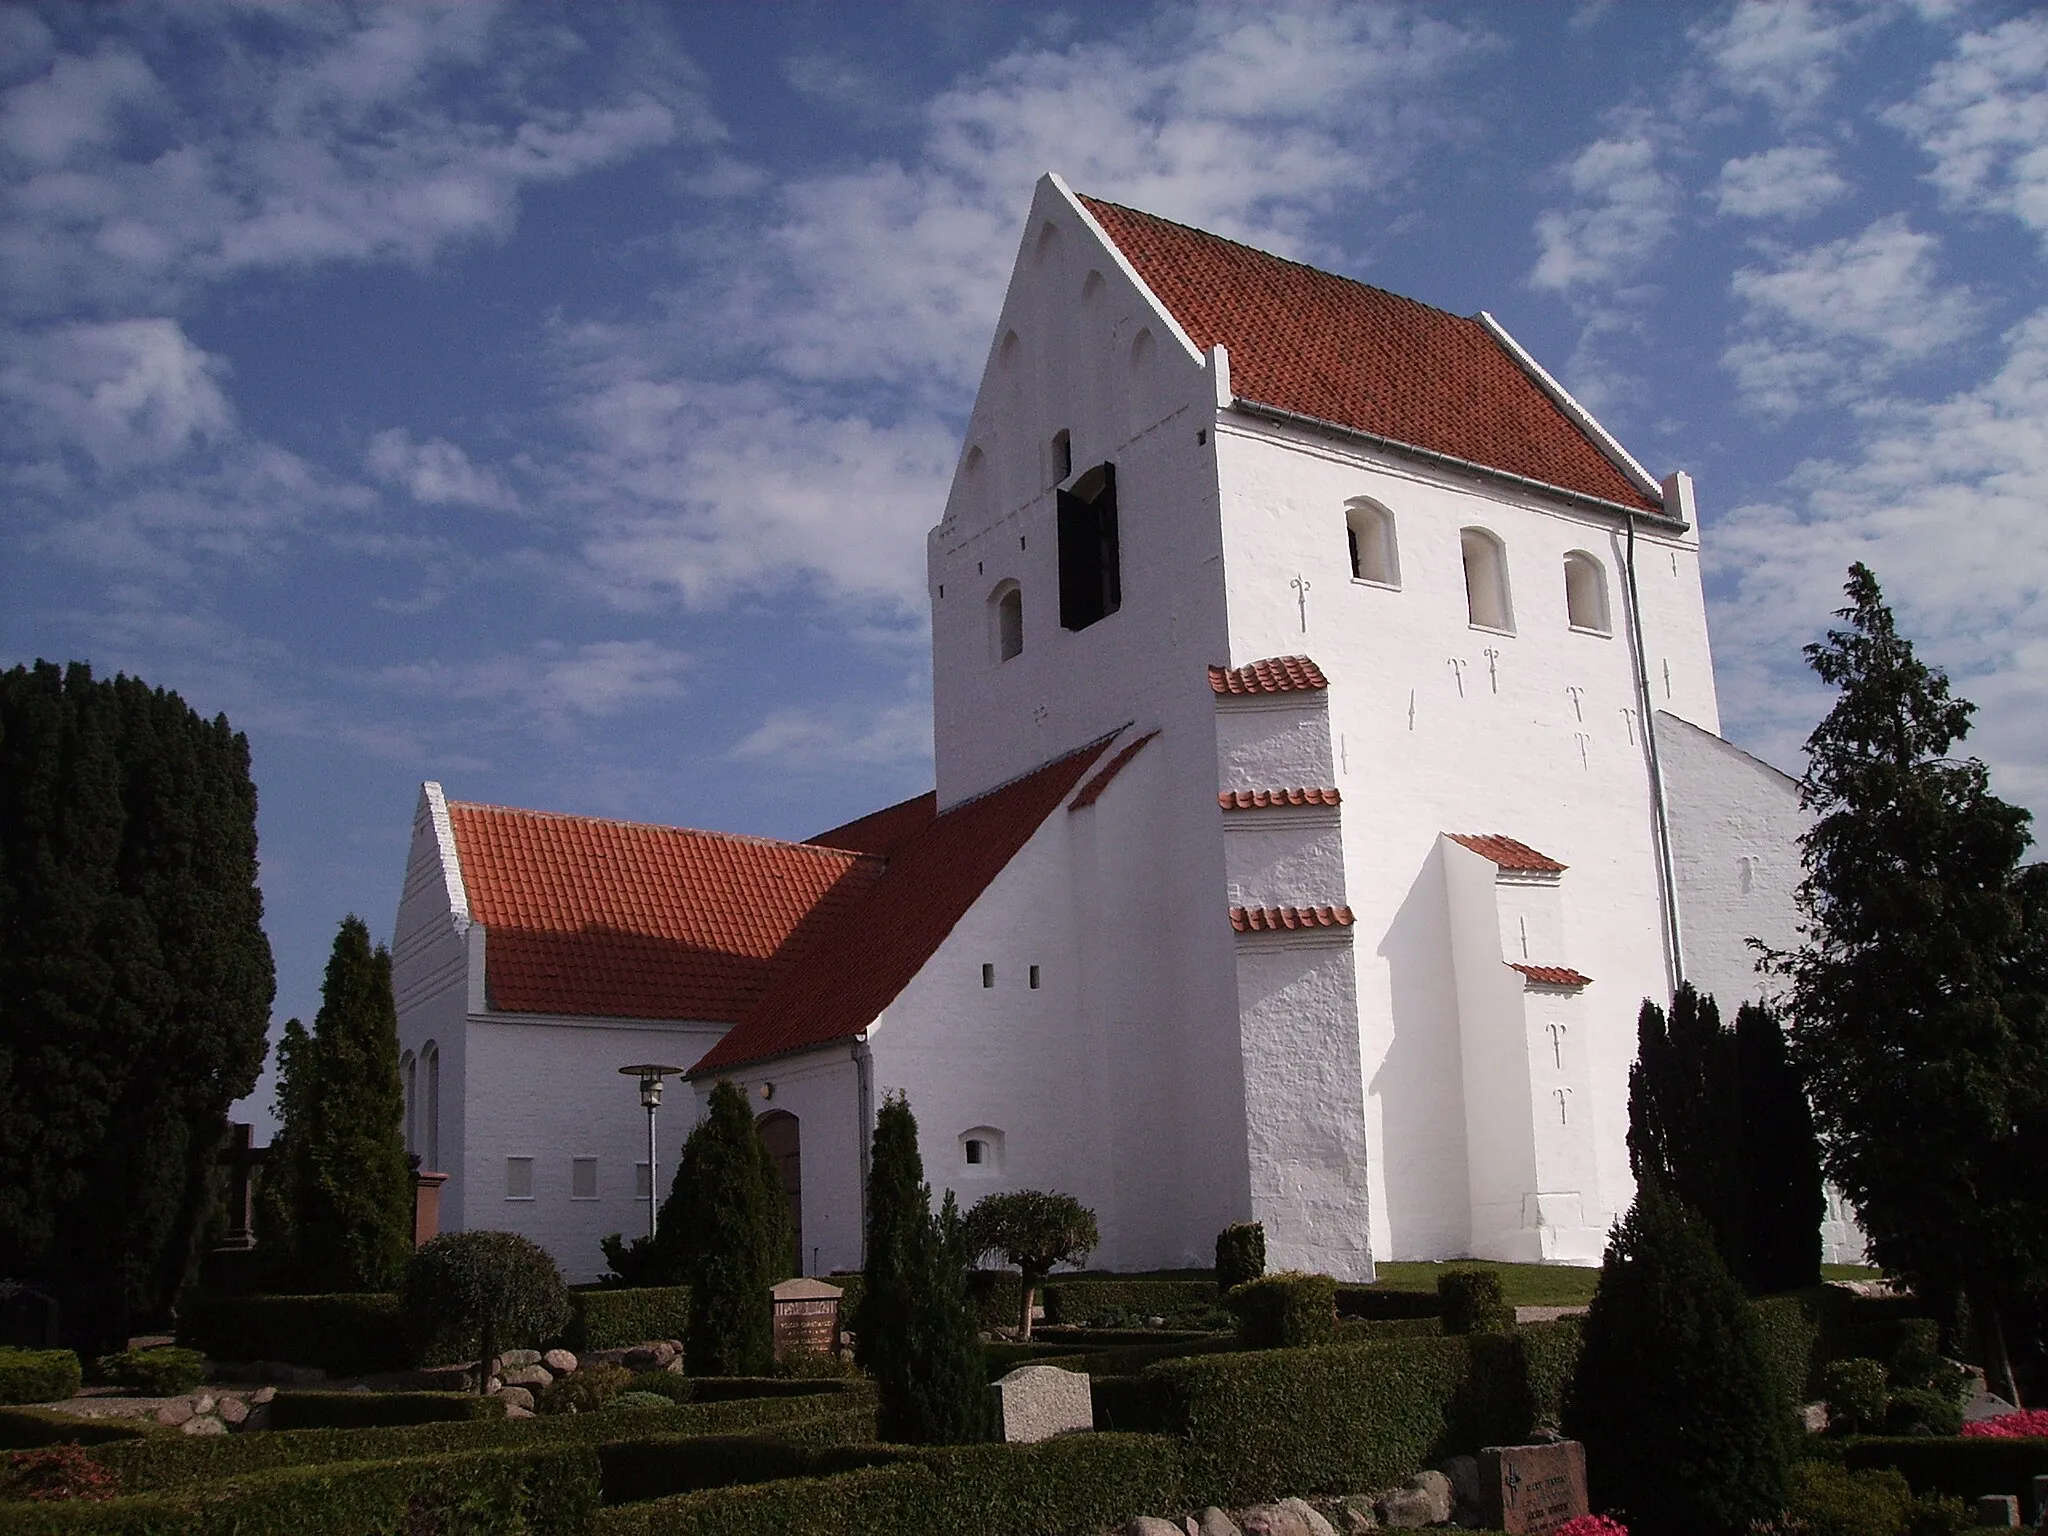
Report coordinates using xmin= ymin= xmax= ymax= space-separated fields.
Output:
xmin=1821 ymin=1358 xmax=1892 ymax=1435
xmin=1224 ymin=1272 xmax=1336 ymax=1349
xmin=1438 ymin=1269 xmax=1514 ymax=1336
xmin=539 ymin=1362 xmax=635 ymax=1415
xmin=95 ymin=1346 xmax=204 ymax=1395
xmin=1882 ymin=1387 xmax=1963 ymax=1438
xmin=0 ymin=1350 xmax=80 ymax=1406
xmin=1215 ymin=1223 xmax=1266 ymax=1293
xmin=1780 ymin=1458 xmax=1973 ymax=1536
xmin=401 ymin=1230 xmax=571 ymax=1393
xmin=606 ymin=1390 xmax=679 ymax=1413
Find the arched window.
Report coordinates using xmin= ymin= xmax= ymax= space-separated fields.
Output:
xmin=1049 ymin=428 xmax=1071 ymax=486
xmin=1461 ymin=527 xmax=1513 ymax=632
xmin=1563 ymin=551 xmax=1611 ymax=633
xmin=1346 ymin=499 xmax=1400 ymax=586
xmin=960 ymin=1125 xmax=1005 ymax=1172
xmin=401 ymin=1050 xmax=417 ymax=1156
xmin=1033 ymin=220 xmax=1061 ymax=265
xmin=756 ymin=1110 xmax=802 ymax=1274
xmin=989 ymin=580 xmax=1024 ymax=662
xmin=421 ymin=1040 xmax=440 ymax=1171
xmin=1081 ymin=269 xmax=1104 ymax=304
xmin=998 ymin=330 xmax=1020 ymax=369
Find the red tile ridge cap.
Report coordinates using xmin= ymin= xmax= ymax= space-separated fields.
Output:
xmin=449 ymin=798 xmax=878 ymax=869
xmin=1070 ymin=729 xmax=1158 ymax=810
xmin=1209 ymin=656 xmax=1328 ymax=696
xmin=1230 ymin=904 xmax=1355 ymax=932
xmin=1509 ymin=962 xmax=1592 ymax=988
xmin=1219 ymin=787 xmax=1342 ymax=810
xmin=1446 ymin=832 xmax=1567 ymax=873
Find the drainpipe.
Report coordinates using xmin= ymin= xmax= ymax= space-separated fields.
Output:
xmin=852 ymin=1034 xmax=873 ymax=1268
xmin=1624 ymin=513 xmax=1684 ymax=997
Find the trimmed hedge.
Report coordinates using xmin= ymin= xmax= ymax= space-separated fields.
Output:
xmin=599 ymin=1425 xmax=898 ymax=1505
xmin=0 ymin=1352 xmax=80 ymax=1407
xmin=1042 ymin=1281 xmax=1219 ymax=1328
xmin=587 ymin=1432 xmax=1183 ymax=1536
xmin=1835 ymin=1436 xmax=2048 ymax=1524
xmin=1754 ymin=1293 xmax=1824 ymax=1405
xmin=266 ymin=1389 xmax=508 ymax=1429
xmin=833 ymin=1271 xmax=1023 ymax=1333
xmin=92 ymin=1349 xmax=200 ymax=1397
xmin=572 ymin=1288 xmax=693 ymax=1352
xmin=81 ymin=1391 xmax=869 ymax=1491
xmin=175 ymin=1292 xmax=417 ymax=1374
xmin=1334 ymin=1286 xmax=1442 ymax=1321
xmin=1437 ymin=1271 xmax=1512 ymax=1336
xmin=1516 ymin=1319 xmax=1582 ymax=1429
xmin=0 ymin=1442 xmax=598 ymax=1536
xmin=1225 ymin=1273 xmax=1336 ymax=1349
xmin=0 ymin=1410 xmax=148 ymax=1451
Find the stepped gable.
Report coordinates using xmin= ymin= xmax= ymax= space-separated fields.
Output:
xmin=447 ymin=802 xmax=884 ymax=1022
xmin=691 ymin=736 xmax=1119 ymax=1076
xmin=1209 ymin=656 xmax=1328 ymax=696
xmin=1079 ymin=195 xmax=1661 ymax=515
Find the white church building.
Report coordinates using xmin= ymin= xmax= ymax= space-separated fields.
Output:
xmin=392 ymin=174 xmax=1823 ymax=1285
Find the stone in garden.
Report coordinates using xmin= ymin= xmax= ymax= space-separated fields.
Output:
xmin=1239 ymin=1499 xmax=1338 ymax=1536
xmin=1438 ymin=1457 xmax=1481 ymax=1519
xmin=498 ymin=1349 xmax=541 ymax=1370
xmin=216 ymin=1396 xmax=248 ymax=1425
xmin=1194 ymin=1508 xmax=1243 ymax=1536
xmin=156 ymin=1398 xmax=195 ymax=1426
xmin=504 ymin=1403 xmax=535 ymax=1419
xmin=771 ymin=1277 xmax=843 ymax=1361
xmin=1975 ymin=1496 xmax=2019 ymax=1528
xmin=989 ymin=1364 xmax=1092 ymax=1443
xmin=1125 ymin=1519 xmax=1183 ymax=1536
xmin=543 ymin=1348 xmax=577 ymax=1374
xmin=1332 ymin=1498 xmax=1379 ymax=1535
xmin=191 ymin=1394 xmax=215 ymax=1415
xmin=1478 ymin=1443 xmax=1589 ymax=1535
xmin=181 ymin=1414 xmax=226 ymax=1435
xmin=502 ymin=1365 xmax=552 ymax=1389
xmin=492 ymin=1385 xmax=534 ymax=1412
xmin=1377 ymin=1472 xmax=1453 ymax=1529
xmin=249 ymin=1386 xmax=275 ymax=1404
xmin=1799 ymin=1402 xmax=1829 ymax=1433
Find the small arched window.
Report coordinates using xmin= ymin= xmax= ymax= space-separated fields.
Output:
xmin=1563 ymin=551 xmax=1611 ymax=634
xmin=401 ymin=1050 xmax=417 ymax=1156
xmin=998 ymin=330 xmax=1020 ymax=368
xmin=1461 ymin=527 xmax=1513 ymax=632
xmin=1346 ymin=499 xmax=1400 ymax=587
xmin=960 ymin=1126 xmax=1005 ymax=1171
xmin=1049 ymin=428 xmax=1071 ymax=486
xmin=989 ymin=580 xmax=1023 ymax=662
xmin=1081 ymin=269 xmax=1104 ymax=304
xmin=1034 ymin=220 xmax=1061 ymax=264
xmin=421 ymin=1040 xmax=441 ymax=1171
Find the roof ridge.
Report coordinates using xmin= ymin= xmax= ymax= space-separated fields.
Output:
xmin=939 ymin=727 xmax=1127 ymax=815
xmin=1077 ymin=194 xmax=1465 ymax=329
xmin=448 ymin=799 xmax=881 ymax=866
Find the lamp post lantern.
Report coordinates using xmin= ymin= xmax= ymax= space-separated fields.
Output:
xmin=619 ymin=1064 xmax=683 ymax=1243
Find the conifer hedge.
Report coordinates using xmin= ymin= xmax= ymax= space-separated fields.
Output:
xmin=660 ymin=1083 xmax=789 ymax=1378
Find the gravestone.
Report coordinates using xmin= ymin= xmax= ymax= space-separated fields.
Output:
xmin=1974 ymin=1496 xmax=2019 ymax=1529
xmin=770 ymin=1277 xmax=842 ymax=1361
xmin=990 ymin=1363 xmax=1092 ymax=1443
xmin=1478 ymin=1441 xmax=1589 ymax=1535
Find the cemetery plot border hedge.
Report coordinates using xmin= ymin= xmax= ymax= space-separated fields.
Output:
xmin=570 ymin=1288 xmax=692 ymax=1353
xmin=175 ymin=1293 xmax=415 ymax=1374
xmin=266 ymin=1389 xmax=508 ymax=1429
xmin=1832 ymin=1437 xmax=2048 ymax=1524
xmin=0 ymin=1411 xmax=147 ymax=1452
xmin=597 ymin=1429 xmax=903 ymax=1505
xmin=586 ymin=1432 xmax=1184 ymax=1536
xmin=1042 ymin=1281 xmax=1219 ymax=1327
xmin=1333 ymin=1287 xmax=1442 ymax=1321
xmin=0 ymin=1354 xmax=80 ymax=1408
xmin=0 ymin=1441 xmax=599 ymax=1536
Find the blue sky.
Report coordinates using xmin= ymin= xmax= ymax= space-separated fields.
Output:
xmin=5 ymin=2 xmax=2045 ymax=1128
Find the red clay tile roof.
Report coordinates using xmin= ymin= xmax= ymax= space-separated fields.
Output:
xmin=808 ymin=792 xmax=937 ymax=858
xmin=1447 ymin=833 xmax=1567 ymax=874
xmin=447 ymin=803 xmax=884 ymax=1021
xmin=1209 ymin=656 xmax=1328 ymax=696
xmin=690 ymin=737 xmax=1117 ymax=1077
xmin=1510 ymin=963 xmax=1592 ymax=988
xmin=1230 ymin=905 xmax=1355 ymax=933
xmin=1078 ymin=196 xmax=1661 ymax=515
xmin=1219 ymin=788 xmax=1342 ymax=810
xmin=1070 ymin=730 xmax=1157 ymax=810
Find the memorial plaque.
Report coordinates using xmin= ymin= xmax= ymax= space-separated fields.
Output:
xmin=1478 ymin=1441 xmax=1589 ymax=1535
xmin=771 ymin=1277 xmax=843 ymax=1361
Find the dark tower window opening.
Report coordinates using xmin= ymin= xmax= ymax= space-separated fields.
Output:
xmin=1058 ymin=462 xmax=1121 ymax=632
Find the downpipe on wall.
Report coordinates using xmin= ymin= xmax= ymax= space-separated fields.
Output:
xmin=1624 ymin=513 xmax=1685 ymax=1000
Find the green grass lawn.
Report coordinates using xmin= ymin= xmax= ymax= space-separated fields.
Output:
xmin=1365 ymin=1261 xmax=1601 ymax=1307
xmin=1819 ymin=1263 xmax=1883 ymax=1282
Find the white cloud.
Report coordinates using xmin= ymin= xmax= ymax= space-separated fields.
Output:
xmin=378 ymin=640 xmax=696 ymax=739
xmin=1713 ymin=144 xmax=1850 ymax=218
xmin=1723 ymin=216 xmax=1979 ymax=413
xmin=1 ymin=317 xmax=233 ymax=469
xmin=730 ymin=698 xmax=932 ymax=771
xmin=1695 ymin=0 xmax=1867 ymax=118
xmin=1530 ymin=131 xmax=1677 ymax=294
xmin=1886 ymin=15 xmax=2048 ymax=245
xmin=1711 ymin=307 xmax=2048 ymax=814
xmin=367 ymin=428 xmax=518 ymax=511
xmin=0 ymin=45 xmax=157 ymax=169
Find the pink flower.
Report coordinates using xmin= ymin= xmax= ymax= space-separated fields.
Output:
xmin=1961 ymin=1408 xmax=2048 ymax=1439
xmin=1554 ymin=1516 xmax=1629 ymax=1536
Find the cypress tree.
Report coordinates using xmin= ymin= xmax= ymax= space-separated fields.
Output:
xmin=658 ymin=1079 xmax=789 ymax=1376
xmin=1628 ymin=984 xmax=1744 ymax=1276
xmin=1565 ymin=1181 xmax=1792 ymax=1536
xmin=855 ymin=1093 xmax=988 ymax=1443
xmin=0 ymin=661 xmax=272 ymax=1348
xmin=258 ymin=918 xmax=412 ymax=1293
xmin=1737 ymin=1001 xmax=1824 ymax=1293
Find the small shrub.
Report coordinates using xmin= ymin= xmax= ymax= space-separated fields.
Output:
xmin=1904 ymin=1492 xmax=1975 ymax=1536
xmin=1820 ymin=1358 xmax=1890 ymax=1435
xmin=0 ymin=1443 xmax=120 ymax=1502
xmin=1224 ymin=1272 xmax=1336 ymax=1349
xmin=95 ymin=1346 xmax=205 ymax=1395
xmin=539 ymin=1362 xmax=634 ymax=1415
xmin=1438 ymin=1269 xmax=1513 ymax=1336
xmin=774 ymin=1344 xmax=862 ymax=1380
xmin=605 ymin=1390 xmax=678 ymax=1413
xmin=0 ymin=1349 xmax=81 ymax=1406
xmin=625 ymin=1371 xmax=694 ymax=1404
xmin=402 ymin=1230 xmax=571 ymax=1390
xmin=1215 ymin=1222 xmax=1266 ymax=1292
xmin=1883 ymin=1387 xmax=1962 ymax=1438
xmin=1785 ymin=1458 xmax=1918 ymax=1536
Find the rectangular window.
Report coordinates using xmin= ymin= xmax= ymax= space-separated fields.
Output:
xmin=571 ymin=1157 xmax=598 ymax=1200
xmin=1057 ymin=462 xmax=1120 ymax=631
xmin=505 ymin=1157 xmax=534 ymax=1200
xmin=981 ymin=963 xmax=995 ymax=989
xmin=634 ymin=1162 xmax=652 ymax=1200
xmin=1029 ymin=964 xmax=1041 ymax=989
